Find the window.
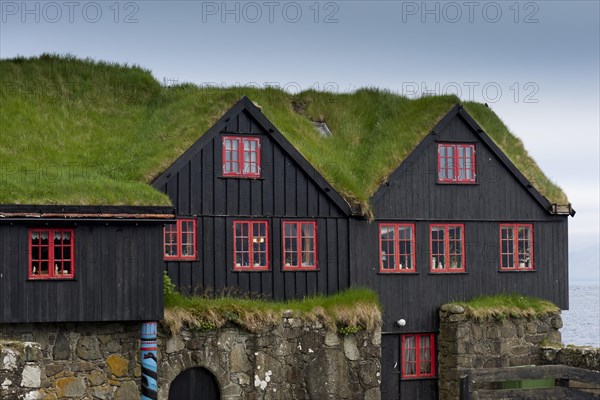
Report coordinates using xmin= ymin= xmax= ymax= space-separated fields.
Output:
xmin=283 ymin=221 xmax=317 ymax=270
xmin=164 ymin=219 xmax=197 ymax=261
xmin=234 ymin=221 xmax=269 ymax=271
xmin=29 ymin=229 xmax=74 ymax=279
xmin=222 ymin=136 xmax=261 ymax=178
xmin=402 ymin=333 xmax=436 ymax=379
xmin=379 ymin=223 xmax=416 ymax=273
xmin=438 ymin=144 xmax=476 ymax=183
xmin=500 ymin=224 xmax=534 ymax=270
xmin=430 ymin=224 xmax=465 ymax=272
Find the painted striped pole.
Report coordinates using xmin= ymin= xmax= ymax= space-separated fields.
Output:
xmin=141 ymin=322 xmax=158 ymax=400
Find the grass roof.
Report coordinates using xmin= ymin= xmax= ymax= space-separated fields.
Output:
xmin=0 ymin=54 xmax=569 ymax=209
xmin=163 ymin=274 xmax=381 ymax=334
xmin=450 ymin=294 xmax=560 ymax=320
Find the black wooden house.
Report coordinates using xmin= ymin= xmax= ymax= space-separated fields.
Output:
xmin=0 ymin=205 xmax=172 ymax=323
xmin=0 ymin=66 xmax=573 ymax=399
xmin=152 ymin=97 xmax=573 ymax=400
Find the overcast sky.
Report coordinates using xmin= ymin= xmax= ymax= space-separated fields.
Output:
xmin=1 ymin=0 xmax=598 ymax=281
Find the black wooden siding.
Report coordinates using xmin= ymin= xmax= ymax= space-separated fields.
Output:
xmin=154 ymin=106 xmax=350 ymax=299
xmin=372 ymin=115 xmax=551 ymax=221
xmin=165 ymin=217 xmax=349 ymax=299
xmin=0 ymin=222 xmax=164 ymax=323
xmin=350 ymin=219 xmax=568 ymax=333
xmin=354 ymin=111 xmax=569 ymax=400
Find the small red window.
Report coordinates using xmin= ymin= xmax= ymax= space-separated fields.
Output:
xmin=438 ymin=144 xmax=476 ymax=183
xmin=222 ymin=136 xmax=261 ymax=178
xmin=379 ymin=223 xmax=416 ymax=273
xmin=234 ymin=221 xmax=269 ymax=271
xmin=402 ymin=333 xmax=436 ymax=379
xmin=283 ymin=221 xmax=317 ymax=270
xmin=164 ymin=219 xmax=197 ymax=261
xmin=500 ymin=224 xmax=534 ymax=270
xmin=430 ymin=224 xmax=465 ymax=272
xmin=29 ymin=229 xmax=75 ymax=279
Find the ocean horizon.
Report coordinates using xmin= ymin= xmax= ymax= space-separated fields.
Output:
xmin=561 ymin=282 xmax=600 ymax=347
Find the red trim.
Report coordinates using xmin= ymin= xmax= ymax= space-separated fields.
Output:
xmin=282 ymin=221 xmax=317 ymax=271
xmin=233 ymin=220 xmax=270 ymax=271
xmin=499 ymin=224 xmax=534 ymax=271
xmin=401 ymin=333 xmax=436 ymax=379
xmin=429 ymin=224 xmax=465 ymax=273
xmin=28 ymin=229 xmax=75 ymax=280
xmin=222 ymin=136 xmax=261 ymax=178
xmin=437 ymin=143 xmax=476 ymax=183
xmin=379 ymin=223 xmax=416 ymax=273
xmin=164 ymin=219 xmax=197 ymax=261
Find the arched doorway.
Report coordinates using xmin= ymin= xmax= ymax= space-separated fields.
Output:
xmin=168 ymin=367 xmax=221 ymax=400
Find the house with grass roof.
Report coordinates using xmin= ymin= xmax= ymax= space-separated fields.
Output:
xmin=0 ymin=55 xmax=573 ymax=400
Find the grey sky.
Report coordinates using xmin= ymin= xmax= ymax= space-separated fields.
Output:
xmin=1 ymin=0 xmax=598 ymax=281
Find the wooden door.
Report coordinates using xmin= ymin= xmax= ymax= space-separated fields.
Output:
xmin=168 ymin=367 xmax=220 ymax=400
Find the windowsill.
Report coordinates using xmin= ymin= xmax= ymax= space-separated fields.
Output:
xmin=282 ymin=268 xmax=320 ymax=272
xmin=27 ymin=278 xmax=76 ymax=281
xmin=232 ymin=269 xmax=270 ymax=273
xmin=218 ymin=176 xmax=265 ymax=181
xmin=436 ymin=181 xmax=479 ymax=185
xmin=378 ymin=271 xmax=419 ymax=275
xmin=428 ymin=271 xmax=468 ymax=275
xmin=498 ymin=269 xmax=536 ymax=273
xmin=164 ymin=258 xmax=197 ymax=262
xmin=401 ymin=376 xmax=438 ymax=381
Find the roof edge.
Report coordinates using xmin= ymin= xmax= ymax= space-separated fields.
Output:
xmin=0 ymin=204 xmax=175 ymax=220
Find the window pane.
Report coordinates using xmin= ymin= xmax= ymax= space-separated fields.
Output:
xmin=380 ymin=226 xmax=396 ymax=270
xmin=403 ymin=336 xmax=417 ymax=376
xmin=431 ymin=226 xmax=445 ymax=270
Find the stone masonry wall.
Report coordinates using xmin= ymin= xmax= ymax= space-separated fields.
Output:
xmin=158 ymin=314 xmax=382 ymax=400
xmin=540 ymin=345 xmax=600 ymax=371
xmin=437 ymin=304 xmax=563 ymax=400
xmin=0 ymin=323 xmax=140 ymax=400
xmin=1 ymin=318 xmax=382 ymax=400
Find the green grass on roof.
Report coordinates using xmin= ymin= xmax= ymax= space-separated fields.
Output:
xmin=163 ymin=274 xmax=381 ymax=334
xmin=451 ymin=294 xmax=560 ymax=320
xmin=0 ymin=54 xmax=568 ymax=208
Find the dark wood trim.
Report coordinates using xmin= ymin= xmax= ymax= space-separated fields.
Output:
xmin=457 ymin=108 xmax=568 ymax=215
xmin=371 ymin=104 xmax=462 ymax=205
xmin=0 ymin=204 xmax=175 ymax=217
xmin=240 ymin=97 xmax=352 ymax=216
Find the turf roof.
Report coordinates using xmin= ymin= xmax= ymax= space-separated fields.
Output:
xmin=0 ymin=54 xmax=569 ymax=211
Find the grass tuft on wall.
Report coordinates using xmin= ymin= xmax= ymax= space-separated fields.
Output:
xmin=452 ymin=294 xmax=560 ymax=320
xmin=163 ymin=274 xmax=381 ymax=335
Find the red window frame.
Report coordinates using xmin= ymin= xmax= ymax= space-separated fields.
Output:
xmin=500 ymin=224 xmax=534 ymax=271
xmin=379 ymin=223 xmax=416 ymax=273
xmin=282 ymin=221 xmax=317 ymax=271
xmin=430 ymin=224 xmax=465 ymax=273
xmin=163 ymin=219 xmax=197 ymax=261
xmin=401 ymin=333 xmax=436 ymax=379
xmin=438 ymin=143 xmax=476 ymax=183
xmin=28 ymin=229 xmax=75 ymax=280
xmin=233 ymin=220 xmax=269 ymax=271
xmin=222 ymin=136 xmax=261 ymax=178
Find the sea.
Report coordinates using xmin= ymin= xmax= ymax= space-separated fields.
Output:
xmin=561 ymin=283 xmax=600 ymax=347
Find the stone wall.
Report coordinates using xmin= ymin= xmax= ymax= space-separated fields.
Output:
xmin=437 ymin=304 xmax=563 ymax=400
xmin=540 ymin=345 xmax=600 ymax=371
xmin=0 ymin=323 xmax=140 ymax=400
xmin=158 ymin=314 xmax=382 ymax=400
xmin=1 ymin=318 xmax=382 ymax=400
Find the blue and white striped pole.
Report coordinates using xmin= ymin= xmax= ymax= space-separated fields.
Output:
xmin=141 ymin=322 xmax=158 ymax=400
